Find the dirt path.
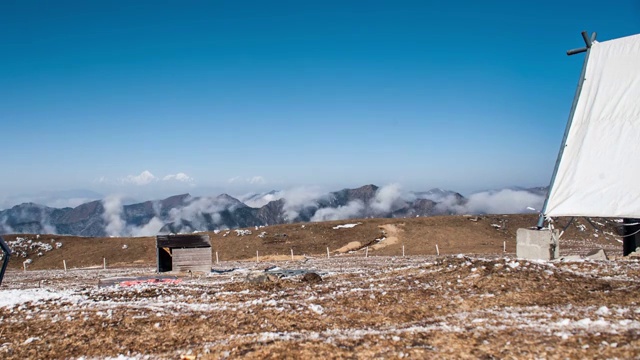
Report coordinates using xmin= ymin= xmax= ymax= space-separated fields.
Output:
xmin=371 ymin=224 xmax=401 ymax=250
xmin=335 ymin=241 xmax=362 ymax=253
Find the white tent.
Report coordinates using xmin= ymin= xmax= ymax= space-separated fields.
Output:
xmin=543 ymin=33 xmax=640 ymax=218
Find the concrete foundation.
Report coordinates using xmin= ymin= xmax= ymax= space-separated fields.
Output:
xmin=516 ymin=228 xmax=559 ymax=261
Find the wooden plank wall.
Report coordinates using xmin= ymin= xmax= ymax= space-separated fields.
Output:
xmin=172 ymin=248 xmax=212 ymax=273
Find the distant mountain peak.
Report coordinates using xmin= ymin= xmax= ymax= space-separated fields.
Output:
xmin=0 ymin=184 xmax=549 ymax=236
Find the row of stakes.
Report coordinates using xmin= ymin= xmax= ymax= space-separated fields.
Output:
xmin=22 ymin=241 xmax=509 ymax=270
xmin=246 ymin=241 xmax=508 ymax=263
xmin=23 ymin=258 xmax=108 ymax=272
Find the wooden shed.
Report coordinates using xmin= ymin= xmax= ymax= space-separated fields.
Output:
xmin=156 ymin=234 xmax=211 ymax=273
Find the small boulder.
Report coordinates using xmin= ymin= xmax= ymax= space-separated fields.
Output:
xmin=585 ymin=249 xmax=608 ymax=261
xmin=246 ymin=272 xmax=279 ymax=283
xmin=301 ymin=272 xmax=322 ymax=283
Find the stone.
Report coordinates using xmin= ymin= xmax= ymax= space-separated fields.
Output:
xmin=585 ymin=248 xmax=608 ymax=261
xmin=559 ymin=255 xmax=583 ymax=262
xmin=301 ymin=272 xmax=322 ymax=283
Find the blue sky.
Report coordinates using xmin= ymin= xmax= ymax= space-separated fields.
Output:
xmin=1 ymin=0 xmax=638 ymax=206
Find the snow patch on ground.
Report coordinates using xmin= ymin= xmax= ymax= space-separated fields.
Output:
xmin=0 ymin=288 xmax=78 ymax=308
xmin=333 ymin=223 xmax=361 ymax=229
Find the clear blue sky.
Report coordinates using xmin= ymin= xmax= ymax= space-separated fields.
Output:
xmin=1 ymin=0 xmax=638 ymax=203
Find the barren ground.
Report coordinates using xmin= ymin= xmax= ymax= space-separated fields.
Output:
xmin=0 ymin=215 xmax=637 ymax=359
xmin=1 ymin=215 xmax=625 ymax=271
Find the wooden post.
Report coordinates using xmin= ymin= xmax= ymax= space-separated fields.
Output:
xmin=103 ymin=258 xmax=106 ymax=270
xmin=436 ymin=244 xmax=440 ymax=256
xmin=256 ymin=250 xmax=259 ymax=263
xmin=503 ymin=241 xmax=506 ymax=253
xmin=290 ymin=248 xmax=294 ymax=261
xmin=215 ymin=251 xmax=219 ymax=264
xmin=402 ymin=245 xmax=405 ymax=257
xmin=63 ymin=260 xmax=67 ymax=272
xmin=326 ymin=247 xmax=330 ymax=259
xmin=23 ymin=262 xmax=26 ymax=272
xmin=365 ymin=247 xmax=369 ymax=258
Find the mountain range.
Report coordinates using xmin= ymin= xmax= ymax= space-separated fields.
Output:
xmin=0 ymin=184 xmax=546 ymax=237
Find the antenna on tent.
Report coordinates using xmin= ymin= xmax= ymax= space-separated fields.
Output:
xmin=566 ymin=31 xmax=597 ymax=55
xmin=537 ymin=31 xmax=597 ymax=229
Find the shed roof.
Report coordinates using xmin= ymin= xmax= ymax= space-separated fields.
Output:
xmin=156 ymin=234 xmax=210 ymax=248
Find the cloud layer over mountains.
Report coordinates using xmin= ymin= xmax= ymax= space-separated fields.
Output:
xmin=0 ymin=184 xmax=546 ymax=237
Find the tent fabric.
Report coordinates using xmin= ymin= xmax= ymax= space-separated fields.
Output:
xmin=545 ymin=33 xmax=640 ymax=218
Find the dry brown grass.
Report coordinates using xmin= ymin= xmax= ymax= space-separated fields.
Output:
xmin=2 ymin=214 xmax=624 ymax=272
xmin=1 ymin=255 xmax=639 ymax=359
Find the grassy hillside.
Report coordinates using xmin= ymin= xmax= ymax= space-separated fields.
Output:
xmin=2 ymin=214 xmax=623 ymax=270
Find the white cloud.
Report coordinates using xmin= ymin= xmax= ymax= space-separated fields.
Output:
xmin=311 ymin=200 xmax=365 ymax=222
xmin=281 ymin=187 xmax=324 ymax=221
xmin=163 ymin=173 xmax=194 ymax=183
xmin=121 ymin=170 xmax=157 ymax=185
xmin=370 ymin=183 xmax=410 ymax=214
xmin=102 ymin=195 xmax=126 ymax=237
xmin=240 ymin=191 xmax=283 ymax=208
xmin=129 ymin=217 xmax=165 ymax=237
xmin=459 ymin=189 xmax=544 ymax=215
xmin=248 ymin=176 xmax=266 ymax=184
xmin=432 ymin=189 xmax=544 ymax=215
xmin=228 ymin=176 xmax=266 ymax=185
xmin=112 ymin=171 xmax=195 ymax=186
xmin=164 ymin=196 xmax=240 ymax=232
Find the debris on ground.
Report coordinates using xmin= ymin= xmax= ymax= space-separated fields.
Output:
xmin=301 ymin=272 xmax=322 ymax=283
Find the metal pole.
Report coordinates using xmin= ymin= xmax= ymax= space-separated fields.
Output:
xmin=538 ymin=31 xmax=597 ymax=228
xmin=0 ymin=236 xmax=11 ymax=286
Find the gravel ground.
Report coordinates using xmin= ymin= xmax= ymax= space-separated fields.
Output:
xmin=1 ymin=255 xmax=640 ymax=359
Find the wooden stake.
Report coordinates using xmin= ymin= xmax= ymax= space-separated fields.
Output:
xmin=215 ymin=251 xmax=219 ymax=264
xmin=402 ymin=245 xmax=405 ymax=257
xmin=103 ymin=258 xmax=106 ymax=270
xmin=256 ymin=250 xmax=259 ymax=263
xmin=63 ymin=260 xmax=67 ymax=272
xmin=365 ymin=247 xmax=369 ymax=258
xmin=23 ymin=262 xmax=26 ymax=272
xmin=290 ymin=248 xmax=294 ymax=261
xmin=503 ymin=241 xmax=506 ymax=253
xmin=326 ymin=247 xmax=330 ymax=259
xmin=436 ymin=244 xmax=440 ymax=256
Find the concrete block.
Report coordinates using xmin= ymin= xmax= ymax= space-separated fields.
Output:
xmin=585 ymin=249 xmax=608 ymax=261
xmin=516 ymin=228 xmax=559 ymax=261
